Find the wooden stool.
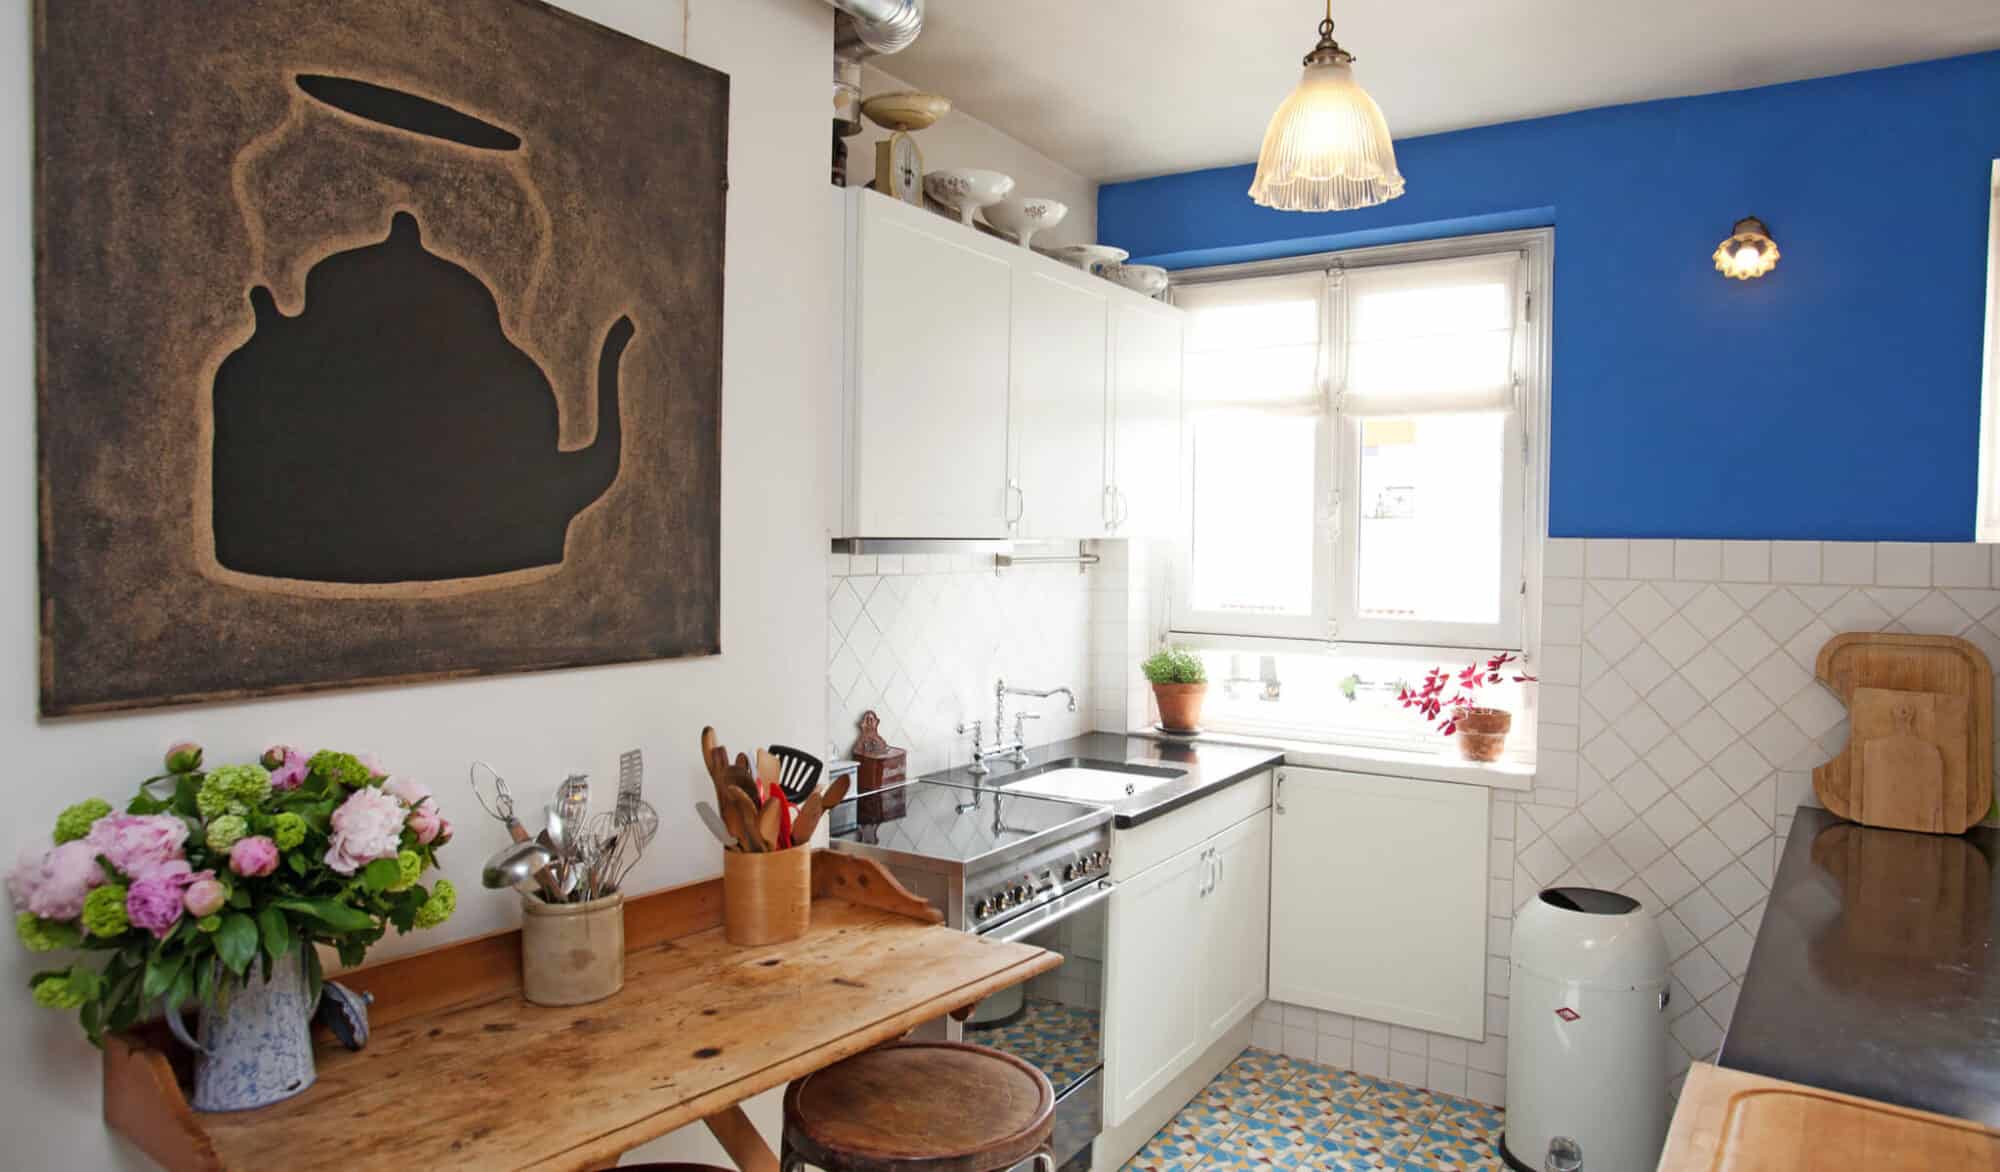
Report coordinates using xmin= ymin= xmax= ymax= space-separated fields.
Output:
xmin=781 ymin=1041 xmax=1056 ymax=1172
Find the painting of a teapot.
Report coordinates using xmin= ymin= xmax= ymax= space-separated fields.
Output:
xmin=35 ymin=0 xmax=728 ymax=714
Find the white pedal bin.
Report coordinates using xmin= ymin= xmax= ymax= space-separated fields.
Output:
xmin=1504 ymin=886 xmax=1670 ymax=1172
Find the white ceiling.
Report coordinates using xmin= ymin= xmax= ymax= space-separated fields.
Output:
xmin=876 ymin=0 xmax=2000 ymax=183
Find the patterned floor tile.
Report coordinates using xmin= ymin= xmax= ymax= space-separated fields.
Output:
xmin=1247 ymin=1082 xmax=1354 ymax=1137
xmin=1331 ymin=1112 xmax=1429 ymax=1160
xmin=1424 ymin=1100 xmax=1505 ymax=1143
xmin=1202 ymin=1115 xmax=1325 ymax=1170
xmin=1123 ymin=1128 xmax=1208 ymax=1172
xmin=1192 ymin=1069 xmax=1280 ymax=1115
xmin=1226 ymin=1046 xmax=1300 ymax=1085
xmin=1312 ymin=1134 xmax=1404 ymax=1170
xmin=1161 ymin=1101 xmax=1244 ymax=1148
xmin=1368 ymin=1083 xmax=1443 ymax=1124
xmin=1289 ymin=1065 xmax=1382 ymax=1107
xmin=1398 ymin=1132 xmax=1506 ymax=1171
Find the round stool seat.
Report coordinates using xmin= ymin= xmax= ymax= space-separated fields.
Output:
xmin=783 ymin=1041 xmax=1055 ymax=1172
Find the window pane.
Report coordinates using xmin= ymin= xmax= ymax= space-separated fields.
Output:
xmin=1343 ymin=254 xmax=1517 ymax=415
xmin=1189 ymin=412 xmax=1317 ymax=618
xmin=1354 ymin=414 xmax=1504 ymax=624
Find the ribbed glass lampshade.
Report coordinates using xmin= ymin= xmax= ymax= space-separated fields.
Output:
xmin=1249 ymin=58 xmax=1406 ymax=213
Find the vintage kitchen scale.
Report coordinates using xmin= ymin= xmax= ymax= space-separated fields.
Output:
xmin=860 ymin=91 xmax=949 ymax=207
xmin=1813 ymin=633 xmax=1995 ymax=834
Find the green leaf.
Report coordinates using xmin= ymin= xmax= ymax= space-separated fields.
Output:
xmin=166 ymin=963 xmax=194 ymax=1019
xmin=257 ymin=906 xmax=292 ymax=960
xmin=274 ymin=898 xmax=374 ymax=933
xmin=301 ymin=941 xmax=324 ymax=1005
xmin=361 ymin=857 xmax=402 ymax=894
xmin=227 ymin=884 xmax=252 ymax=909
xmin=287 ymin=852 xmax=309 ymax=875
xmin=142 ymin=953 xmax=184 ymax=1001
xmin=215 ymin=913 xmax=259 ymax=976
xmin=194 ymin=954 xmax=216 ymax=1005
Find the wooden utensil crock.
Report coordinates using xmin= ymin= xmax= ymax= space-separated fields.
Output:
xmin=520 ymin=891 xmax=625 ymax=1006
xmin=724 ymin=847 xmax=811 ymax=946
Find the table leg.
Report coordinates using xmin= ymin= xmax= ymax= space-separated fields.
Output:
xmin=703 ymin=1105 xmax=780 ymax=1172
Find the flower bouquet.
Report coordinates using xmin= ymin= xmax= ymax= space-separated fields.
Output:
xmin=7 ymin=742 xmax=455 ymax=1109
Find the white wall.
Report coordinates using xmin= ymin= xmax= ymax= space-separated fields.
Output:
xmin=849 ymin=63 xmax=1098 ymax=250
xmin=1 ymin=0 xmax=832 ymax=1165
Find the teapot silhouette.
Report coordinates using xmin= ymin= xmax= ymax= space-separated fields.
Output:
xmin=211 ymin=211 xmax=631 ymax=584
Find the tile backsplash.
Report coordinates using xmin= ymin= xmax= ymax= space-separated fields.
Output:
xmin=826 ymin=549 xmax=1094 ymax=773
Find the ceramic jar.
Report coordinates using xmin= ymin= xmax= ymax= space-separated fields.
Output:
xmin=521 ymin=891 xmax=626 ymax=1007
xmin=191 ymin=945 xmax=316 ymax=1112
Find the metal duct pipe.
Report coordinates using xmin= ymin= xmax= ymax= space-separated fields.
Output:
xmin=827 ymin=0 xmax=923 ymax=58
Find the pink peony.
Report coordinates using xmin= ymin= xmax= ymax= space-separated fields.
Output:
xmin=324 ymin=788 xmax=406 ymax=875
xmin=127 ymin=860 xmax=205 ymax=939
xmin=85 ymin=813 xmax=189 ymax=880
xmin=6 ymin=847 xmax=43 ymax=911
xmin=382 ymin=776 xmax=431 ymax=808
xmin=268 ymin=749 xmax=308 ymax=792
xmin=406 ymin=801 xmax=443 ymax=845
xmin=17 ymin=840 xmax=107 ymax=921
xmin=182 ymin=877 xmax=227 ymax=918
xmin=228 ymin=836 xmax=280 ymax=878
xmin=359 ymin=754 xmax=389 ymax=781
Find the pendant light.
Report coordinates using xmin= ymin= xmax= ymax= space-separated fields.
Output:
xmin=1249 ymin=1 xmax=1406 ymax=213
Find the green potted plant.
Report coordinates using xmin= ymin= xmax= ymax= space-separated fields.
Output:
xmin=1141 ymin=646 xmax=1209 ymax=732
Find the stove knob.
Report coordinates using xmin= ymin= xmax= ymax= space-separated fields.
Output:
xmin=1063 ymin=863 xmax=1078 ymax=882
xmin=973 ymin=898 xmax=991 ymax=919
xmin=1013 ymin=884 xmax=1030 ymax=903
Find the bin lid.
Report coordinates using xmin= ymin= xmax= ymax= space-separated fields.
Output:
xmin=1512 ymin=886 xmax=1669 ymax=987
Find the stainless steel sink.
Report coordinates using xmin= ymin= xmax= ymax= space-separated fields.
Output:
xmin=998 ymin=758 xmax=1185 ymax=804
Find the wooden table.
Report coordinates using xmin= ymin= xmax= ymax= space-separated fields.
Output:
xmin=1658 ymin=1062 xmax=2000 ymax=1171
xmin=103 ymin=853 xmax=1060 ymax=1171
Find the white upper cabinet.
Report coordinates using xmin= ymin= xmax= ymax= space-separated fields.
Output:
xmin=843 ymin=192 xmax=1013 ymax=538
xmin=1108 ymin=299 xmax=1184 ymax=538
xmin=834 ymin=188 xmax=1182 ymax=540
xmin=1010 ymin=266 xmax=1108 ymax=538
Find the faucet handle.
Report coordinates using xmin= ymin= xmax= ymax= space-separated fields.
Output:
xmin=956 ymin=720 xmax=989 ymax=776
xmin=956 ymin=718 xmax=983 ymax=741
xmin=1013 ymin=710 xmax=1041 ymax=737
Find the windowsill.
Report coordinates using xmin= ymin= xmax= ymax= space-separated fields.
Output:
xmin=1131 ymin=727 xmax=1534 ymax=791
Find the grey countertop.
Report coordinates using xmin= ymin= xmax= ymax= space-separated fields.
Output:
xmin=919 ymin=732 xmax=1284 ymax=828
xmin=1718 ymin=804 xmax=2000 ymax=1124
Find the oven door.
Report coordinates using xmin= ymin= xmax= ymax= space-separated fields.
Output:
xmin=966 ymin=880 xmax=1112 ymax=1170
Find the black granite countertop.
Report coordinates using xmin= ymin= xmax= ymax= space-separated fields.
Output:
xmin=1719 ymin=805 xmax=2000 ymax=1124
xmin=919 ymin=732 xmax=1284 ymax=828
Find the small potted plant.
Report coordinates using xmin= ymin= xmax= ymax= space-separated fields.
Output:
xmin=1142 ymin=646 xmax=1209 ymax=732
xmin=1398 ymin=653 xmax=1536 ymax=762
xmin=6 ymin=742 xmax=455 ymax=1111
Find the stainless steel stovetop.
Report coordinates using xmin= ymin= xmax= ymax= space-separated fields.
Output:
xmin=826 ymin=779 xmax=1111 ymax=933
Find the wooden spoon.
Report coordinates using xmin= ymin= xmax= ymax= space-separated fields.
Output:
xmin=791 ymin=775 xmax=849 ymax=844
xmin=756 ymin=748 xmax=782 ymax=797
xmin=758 ymin=792 xmax=784 ymax=852
xmin=720 ymin=786 xmax=765 ymax=851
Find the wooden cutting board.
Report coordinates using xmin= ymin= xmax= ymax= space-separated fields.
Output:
xmin=1814 ymin=633 xmax=1992 ymax=834
xmin=1660 ymin=1063 xmax=2000 ymax=1172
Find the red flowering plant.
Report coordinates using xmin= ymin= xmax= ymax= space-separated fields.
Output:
xmin=1397 ymin=653 xmax=1537 ymax=736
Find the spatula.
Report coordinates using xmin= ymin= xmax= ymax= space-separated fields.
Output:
xmin=769 ymin=745 xmax=824 ymax=805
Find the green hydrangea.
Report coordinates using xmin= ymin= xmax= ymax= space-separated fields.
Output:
xmin=308 ymin=750 xmax=373 ymax=789
xmin=205 ymin=814 xmax=249 ymax=852
xmin=80 ymin=886 xmax=130 ymax=938
xmin=30 ymin=973 xmax=86 ymax=1010
xmin=414 ymin=879 xmax=456 ymax=929
xmin=15 ymin=912 xmax=81 ymax=953
xmin=387 ymin=850 xmax=423 ymax=893
xmin=196 ymin=764 xmax=271 ymax=819
xmin=52 ymin=798 xmax=112 ymax=845
xmin=271 ymin=811 xmax=306 ymax=851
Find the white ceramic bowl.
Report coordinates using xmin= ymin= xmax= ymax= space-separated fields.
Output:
xmin=982 ymin=197 xmax=1068 ymax=249
xmin=924 ymin=169 xmax=1015 ymax=226
xmin=1043 ymin=243 xmax=1130 ymax=273
xmin=1099 ymin=262 xmax=1169 ymax=296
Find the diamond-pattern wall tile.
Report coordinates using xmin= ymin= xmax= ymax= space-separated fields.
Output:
xmin=1529 ymin=538 xmax=2000 ymax=1101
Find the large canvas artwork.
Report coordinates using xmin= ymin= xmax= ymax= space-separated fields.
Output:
xmin=35 ymin=0 xmax=727 ymax=715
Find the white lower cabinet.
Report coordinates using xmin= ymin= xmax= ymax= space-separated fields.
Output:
xmin=1103 ymin=773 xmax=1274 ymax=1127
xmin=1268 ymin=767 xmax=1490 ymax=1039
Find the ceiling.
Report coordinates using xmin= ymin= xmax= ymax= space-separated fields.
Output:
xmin=876 ymin=0 xmax=2000 ymax=183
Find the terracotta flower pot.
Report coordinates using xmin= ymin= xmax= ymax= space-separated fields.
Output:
xmin=1454 ymin=707 xmax=1512 ymax=763
xmin=1154 ymin=683 xmax=1208 ymax=732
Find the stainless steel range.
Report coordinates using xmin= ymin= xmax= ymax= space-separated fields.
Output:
xmin=829 ymin=779 xmax=1114 ymax=1170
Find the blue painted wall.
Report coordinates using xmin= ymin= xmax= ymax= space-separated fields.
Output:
xmin=1098 ymin=52 xmax=2000 ymax=540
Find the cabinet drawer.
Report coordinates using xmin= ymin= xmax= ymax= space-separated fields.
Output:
xmin=1111 ymin=770 xmax=1272 ymax=882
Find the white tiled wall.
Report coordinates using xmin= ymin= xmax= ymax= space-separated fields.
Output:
xmin=1089 ymin=539 xmax=1164 ymax=733
xmin=826 ymin=549 xmax=1094 ymax=772
xmin=1256 ymin=538 xmax=2000 ymax=1109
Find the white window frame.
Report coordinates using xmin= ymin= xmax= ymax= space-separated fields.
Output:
xmin=1168 ymin=229 xmax=1552 ymax=660
xmin=1977 ymin=161 xmax=2000 ymax=542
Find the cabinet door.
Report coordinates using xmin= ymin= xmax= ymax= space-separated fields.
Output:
xmin=1269 ymin=768 xmax=1489 ymax=1039
xmin=1203 ymin=810 xmax=1272 ymax=1041
xmin=1103 ymin=840 xmax=1207 ymax=1127
xmin=1108 ymin=300 xmax=1184 ymax=538
xmin=1009 ymin=267 xmax=1108 ymax=538
xmin=851 ymin=198 xmax=1012 ymax=537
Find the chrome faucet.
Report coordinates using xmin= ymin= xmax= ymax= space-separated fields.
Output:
xmin=957 ymin=678 xmax=1077 ymax=774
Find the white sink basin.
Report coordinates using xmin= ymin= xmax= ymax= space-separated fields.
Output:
xmin=1004 ymin=767 xmax=1180 ymax=805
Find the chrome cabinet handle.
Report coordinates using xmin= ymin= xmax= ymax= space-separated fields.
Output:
xmin=1006 ymin=480 xmax=1024 ymax=532
xmin=1116 ymin=488 xmax=1131 ymax=528
xmin=1102 ymin=484 xmax=1116 ymax=531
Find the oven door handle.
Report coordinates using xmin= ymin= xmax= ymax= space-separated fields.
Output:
xmin=984 ymin=879 xmax=1114 ymax=944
